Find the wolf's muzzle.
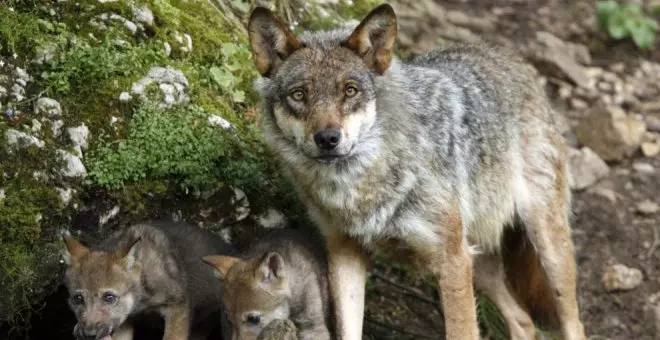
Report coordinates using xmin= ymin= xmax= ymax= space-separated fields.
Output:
xmin=314 ymin=129 xmax=342 ymax=150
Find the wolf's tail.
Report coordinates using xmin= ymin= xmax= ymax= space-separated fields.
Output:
xmin=501 ymin=224 xmax=559 ymax=329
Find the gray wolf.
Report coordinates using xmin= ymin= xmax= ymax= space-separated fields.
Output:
xmin=203 ymin=228 xmax=330 ymax=340
xmin=246 ymin=3 xmax=587 ymax=340
xmin=62 ymin=220 xmax=235 ymax=340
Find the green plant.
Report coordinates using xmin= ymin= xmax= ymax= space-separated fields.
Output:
xmin=597 ymin=0 xmax=659 ymax=50
xmin=39 ymin=34 xmax=167 ymax=96
xmin=208 ymin=42 xmax=258 ymax=104
xmin=87 ymin=103 xmax=269 ymax=193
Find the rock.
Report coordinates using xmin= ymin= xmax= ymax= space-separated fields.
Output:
xmin=123 ymin=20 xmax=138 ymax=35
xmin=130 ymin=67 xmax=189 ymax=107
xmin=588 ymin=186 xmax=618 ymax=204
xmin=575 ymin=106 xmax=647 ymax=161
xmin=11 ymin=83 xmax=25 ymax=101
xmin=256 ymin=319 xmax=298 ymax=340
xmin=99 ymin=205 xmax=120 ymax=226
xmin=51 ymin=119 xmax=64 ymax=137
xmin=163 ymin=42 xmax=172 ymax=56
xmin=57 ymin=150 xmax=87 ymax=178
xmin=119 ymin=92 xmax=132 ymax=102
xmin=642 ymin=142 xmax=660 ymax=157
xmin=34 ymin=97 xmax=62 ymax=118
xmin=637 ymin=200 xmax=659 ymax=215
xmin=0 ymin=188 xmax=5 ymax=202
xmin=34 ymin=43 xmax=57 ymax=64
xmin=31 ymin=119 xmax=42 ymax=133
xmin=531 ymin=31 xmax=591 ymax=88
xmin=6 ymin=129 xmax=45 ymax=149
xmin=133 ymin=6 xmax=154 ymax=27
xmin=14 ymin=67 xmax=30 ymax=81
xmin=67 ymin=123 xmax=90 ymax=151
xmin=231 ymin=187 xmax=250 ymax=222
xmin=633 ymin=162 xmax=655 ymax=174
xmin=567 ymin=147 xmax=610 ymax=190
xmin=570 ymin=98 xmax=588 ymax=110
xmin=56 ymin=187 xmax=73 ymax=206
xmin=208 ymin=115 xmax=233 ymax=129
xmin=255 ymin=208 xmax=288 ymax=229
xmin=602 ymin=264 xmax=643 ymax=292
xmin=0 ymin=85 xmax=7 ymax=100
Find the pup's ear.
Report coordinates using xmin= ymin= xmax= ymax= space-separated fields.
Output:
xmin=248 ymin=7 xmax=303 ymax=77
xmin=114 ymin=237 xmax=141 ymax=270
xmin=256 ymin=252 xmax=285 ymax=283
xmin=203 ymin=255 xmax=240 ymax=278
xmin=62 ymin=234 xmax=89 ymax=265
xmin=342 ymin=3 xmax=398 ymax=74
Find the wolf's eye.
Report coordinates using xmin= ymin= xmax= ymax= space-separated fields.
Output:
xmin=290 ymin=89 xmax=305 ymax=102
xmin=102 ymin=292 xmax=118 ymax=305
xmin=246 ymin=314 xmax=261 ymax=325
xmin=72 ymin=294 xmax=85 ymax=305
xmin=344 ymin=85 xmax=359 ymax=98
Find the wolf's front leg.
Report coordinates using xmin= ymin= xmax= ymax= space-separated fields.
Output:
xmin=161 ymin=305 xmax=190 ymax=340
xmin=431 ymin=210 xmax=480 ymax=340
xmin=324 ymin=232 xmax=368 ymax=340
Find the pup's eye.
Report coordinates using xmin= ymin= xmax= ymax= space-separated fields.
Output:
xmin=290 ymin=89 xmax=305 ymax=102
xmin=102 ymin=292 xmax=118 ymax=305
xmin=72 ymin=294 xmax=85 ymax=305
xmin=246 ymin=314 xmax=261 ymax=325
xmin=345 ymin=85 xmax=359 ymax=98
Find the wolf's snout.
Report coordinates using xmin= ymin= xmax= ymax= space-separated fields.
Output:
xmin=314 ymin=129 xmax=342 ymax=150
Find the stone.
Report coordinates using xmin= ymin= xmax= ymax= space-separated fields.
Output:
xmin=532 ymin=31 xmax=591 ymax=88
xmin=567 ymin=147 xmax=610 ymax=190
xmin=642 ymin=142 xmax=660 ymax=157
xmin=208 ymin=115 xmax=233 ymax=129
xmin=637 ymin=200 xmax=659 ymax=215
xmin=56 ymin=187 xmax=73 ymax=206
xmin=570 ymin=98 xmax=588 ymax=110
xmin=231 ymin=187 xmax=250 ymax=222
xmin=602 ymin=264 xmax=643 ymax=292
xmin=133 ymin=6 xmax=154 ymax=27
xmin=99 ymin=205 xmax=120 ymax=226
xmin=57 ymin=150 xmax=87 ymax=178
xmin=67 ymin=123 xmax=90 ymax=150
xmin=119 ymin=92 xmax=132 ymax=102
xmin=11 ymin=83 xmax=25 ymax=101
xmin=34 ymin=97 xmax=62 ymax=118
xmin=575 ymin=106 xmax=647 ymax=162
xmin=123 ymin=20 xmax=138 ymax=35
xmin=0 ymin=188 xmax=5 ymax=202
xmin=130 ymin=67 xmax=189 ymax=107
xmin=6 ymin=129 xmax=45 ymax=148
xmin=51 ymin=119 xmax=64 ymax=137
xmin=255 ymin=208 xmax=288 ymax=229
xmin=633 ymin=162 xmax=655 ymax=174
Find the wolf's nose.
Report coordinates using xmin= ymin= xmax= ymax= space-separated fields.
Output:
xmin=314 ymin=129 xmax=342 ymax=150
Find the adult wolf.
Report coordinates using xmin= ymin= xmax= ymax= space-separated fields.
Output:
xmin=247 ymin=3 xmax=586 ymax=339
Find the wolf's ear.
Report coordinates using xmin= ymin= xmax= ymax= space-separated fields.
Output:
xmin=114 ymin=237 xmax=141 ymax=270
xmin=256 ymin=252 xmax=285 ymax=282
xmin=203 ymin=255 xmax=240 ymax=278
xmin=62 ymin=234 xmax=89 ymax=265
xmin=248 ymin=7 xmax=303 ymax=77
xmin=342 ymin=3 xmax=398 ymax=74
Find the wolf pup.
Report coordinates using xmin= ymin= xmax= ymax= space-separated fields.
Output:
xmin=203 ymin=228 xmax=330 ymax=340
xmin=246 ymin=3 xmax=587 ymax=340
xmin=62 ymin=220 xmax=235 ymax=340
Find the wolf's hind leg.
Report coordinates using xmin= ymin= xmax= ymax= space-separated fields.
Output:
xmin=474 ymin=253 xmax=536 ymax=340
xmin=519 ymin=159 xmax=586 ymax=340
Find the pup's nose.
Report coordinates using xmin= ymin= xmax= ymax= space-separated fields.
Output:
xmin=314 ymin=129 xmax=342 ymax=150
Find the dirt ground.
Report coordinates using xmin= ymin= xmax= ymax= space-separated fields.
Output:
xmin=362 ymin=1 xmax=660 ymax=339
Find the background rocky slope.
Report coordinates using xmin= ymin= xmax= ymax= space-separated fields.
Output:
xmin=1 ymin=0 xmax=660 ymax=339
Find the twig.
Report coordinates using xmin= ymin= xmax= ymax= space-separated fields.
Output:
xmin=370 ymin=271 xmax=438 ymax=306
xmin=647 ymin=224 xmax=659 ymax=259
xmin=370 ymin=271 xmax=444 ymax=317
xmin=364 ymin=316 xmax=436 ymax=339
